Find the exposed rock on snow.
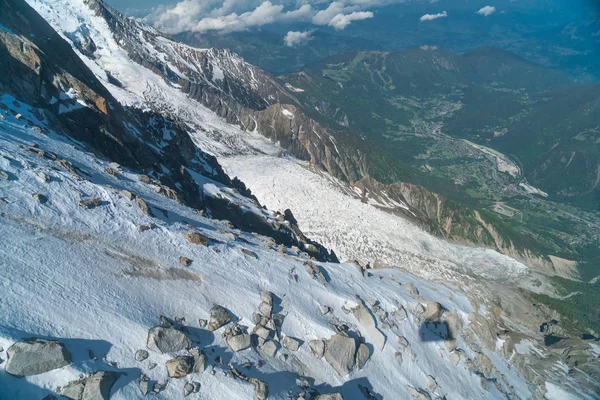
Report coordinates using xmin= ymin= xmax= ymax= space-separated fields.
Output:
xmin=258 ymin=340 xmax=278 ymax=357
xmin=250 ymin=378 xmax=268 ymax=400
xmin=224 ymin=324 xmax=251 ymax=352
xmin=184 ymin=230 xmax=209 ymax=246
xmin=208 ymin=304 xmax=233 ymax=331
xmin=134 ymin=195 xmax=154 ymax=217
xmin=32 ymin=193 xmax=48 ymax=203
xmin=61 ymin=371 xmax=122 ymax=400
xmin=355 ymin=342 xmax=371 ymax=370
xmin=147 ymin=326 xmax=192 ymax=353
xmin=189 ymin=347 xmax=206 ymax=372
xmin=314 ymin=394 xmax=343 ymax=400
xmin=419 ymin=301 xmax=444 ymax=322
xmin=282 ymin=335 xmax=301 ymax=351
xmin=79 ymin=197 xmax=102 ymax=209
xmin=166 ymin=355 xmax=194 ymax=378
xmin=5 ymin=338 xmax=72 ymax=376
xmin=351 ymin=300 xmax=386 ymax=350
xmin=134 ymin=349 xmax=149 ymax=361
xmin=324 ymin=332 xmax=357 ymax=376
xmin=179 ymin=256 xmax=192 ymax=267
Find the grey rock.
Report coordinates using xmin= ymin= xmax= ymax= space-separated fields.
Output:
xmin=198 ymin=319 xmax=208 ymax=328
xmin=258 ymin=301 xmax=272 ymax=317
xmin=352 ymin=300 xmax=386 ymax=350
xmin=395 ymin=352 xmax=403 ymax=364
xmin=189 ymin=348 xmax=207 ymax=372
xmin=166 ymin=356 xmax=194 ymax=378
xmin=0 ymin=170 xmax=8 ymax=180
xmin=450 ymin=352 xmax=461 ymax=365
xmin=226 ymin=334 xmax=251 ymax=352
xmin=5 ymin=338 xmax=72 ymax=376
xmin=80 ymin=371 xmax=122 ymax=400
xmin=183 ymin=382 xmax=194 ymax=397
xmin=426 ymin=375 xmax=438 ymax=392
xmin=355 ymin=343 xmax=370 ymax=370
xmin=32 ymin=193 xmax=48 ymax=204
xmin=420 ymin=301 xmax=443 ymax=322
xmin=79 ymin=198 xmax=102 ymax=209
xmin=324 ymin=333 xmax=357 ymax=376
xmin=148 ymin=363 xmax=157 ymax=370
xmin=60 ymin=380 xmax=85 ymax=400
xmin=184 ymin=231 xmax=208 ymax=246
xmin=134 ymin=196 xmax=154 ymax=217
xmin=258 ymin=340 xmax=278 ymax=358
xmin=254 ymin=326 xmax=271 ymax=340
xmin=250 ymin=378 xmax=268 ymax=400
xmin=208 ymin=305 xmax=233 ymax=331
xmin=404 ymin=283 xmax=419 ymax=296
xmin=136 ymin=223 xmax=154 ymax=232
xmin=260 ymin=290 xmax=273 ymax=305
xmin=139 ymin=376 xmax=150 ymax=396
xmin=135 ymin=349 xmax=149 ymax=361
xmin=314 ymin=394 xmax=343 ymax=400
xmin=147 ymin=326 xmax=191 ymax=354
xmin=319 ymin=305 xmax=333 ymax=315
xmin=398 ymin=336 xmax=409 ymax=349
xmin=282 ymin=336 xmax=301 ymax=351
xmin=38 ymin=171 xmax=51 ymax=182
xmin=252 ymin=313 xmax=262 ymax=325
xmin=309 ymin=339 xmax=326 ymax=359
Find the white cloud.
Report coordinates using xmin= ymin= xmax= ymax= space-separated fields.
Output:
xmin=477 ymin=6 xmax=496 ymax=16
xmin=145 ymin=0 xmax=389 ymax=33
xmin=284 ymin=30 xmax=313 ymax=46
xmin=419 ymin=11 xmax=447 ymax=21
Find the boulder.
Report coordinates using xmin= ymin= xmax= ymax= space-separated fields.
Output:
xmin=226 ymin=334 xmax=251 ymax=352
xmin=426 ymin=375 xmax=438 ymax=392
xmin=315 ymin=394 xmax=343 ymax=400
xmin=450 ymin=351 xmax=461 ymax=366
xmin=60 ymin=380 xmax=85 ymax=399
xmin=319 ymin=305 xmax=333 ymax=315
xmin=406 ymin=386 xmax=431 ymax=400
xmin=355 ymin=343 xmax=370 ymax=370
xmin=147 ymin=326 xmax=191 ymax=353
xmin=404 ymin=283 xmax=419 ymax=296
xmin=208 ymin=305 xmax=233 ymax=331
xmin=189 ymin=348 xmax=207 ymax=372
xmin=258 ymin=301 xmax=272 ymax=317
xmin=260 ymin=291 xmax=273 ymax=305
xmin=185 ymin=231 xmax=208 ymax=245
xmin=135 ymin=349 xmax=149 ymax=361
xmin=81 ymin=371 xmax=122 ymax=400
xmin=5 ymin=338 xmax=72 ymax=376
xmin=79 ymin=198 xmax=102 ymax=209
xmin=166 ymin=356 xmax=194 ymax=378
xmin=139 ymin=375 xmax=150 ymax=396
xmin=351 ymin=301 xmax=386 ymax=350
xmin=468 ymin=312 xmax=496 ymax=351
xmin=309 ymin=339 xmax=326 ymax=359
xmin=420 ymin=301 xmax=443 ymax=322
xmin=441 ymin=311 xmax=463 ymax=351
xmin=179 ymin=256 xmax=192 ymax=267
xmin=32 ymin=193 xmax=48 ymax=204
xmin=282 ymin=336 xmax=301 ymax=351
xmin=254 ymin=326 xmax=271 ymax=340
xmin=258 ymin=340 xmax=278 ymax=358
xmin=250 ymin=378 xmax=268 ymax=400
xmin=324 ymin=333 xmax=357 ymax=376
xmin=398 ymin=336 xmax=409 ymax=349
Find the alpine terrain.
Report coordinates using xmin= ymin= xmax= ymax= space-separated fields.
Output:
xmin=0 ymin=0 xmax=598 ymax=399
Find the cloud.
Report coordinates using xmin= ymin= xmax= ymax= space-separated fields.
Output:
xmin=476 ymin=6 xmax=496 ymax=17
xmin=419 ymin=11 xmax=447 ymax=21
xmin=145 ymin=0 xmax=388 ymax=33
xmin=284 ymin=30 xmax=313 ymax=46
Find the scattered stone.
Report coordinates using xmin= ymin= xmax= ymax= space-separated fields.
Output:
xmin=139 ymin=375 xmax=150 ymax=395
xmin=37 ymin=171 xmax=51 ymax=182
xmin=192 ymin=382 xmax=201 ymax=393
xmin=79 ymin=197 xmax=102 ymax=209
xmin=282 ymin=336 xmax=301 ymax=351
xmin=136 ymin=223 xmax=154 ymax=232
xmin=179 ymin=256 xmax=192 ymax=267
xmin=138 ymin=174 xmax=152 ymax=184
xmin=250 ymin=378 xmax=268 ymax=400
xmin=135 ymin=349 xmax=149 ymax=362
xmin=319 ymin=305 xmax=333 ymax=315
xmin=309 ymin=339 xmax=326 ymax=359
xmin=104 ymin=168 xmax=118 ymax=177
xmin=5 ymin=338 xmax=72 ymax=376
xmin=450 ymin=352 xmax=461 ymax=366
xmin=147 ymin=326 xmax=191 ymax=353
xmin=305 ymin=262 xmax=329 ymax=283
xmin=258 ymin=301 xmax=272 ymax=317
xmin=183 ymin=382 xmax=194 ymax=397
xmin=227 ymin=333 xmax=251 ymax=352
xmin=208 ymin=304 xmax=233 ymax=331
xmin=258 ymin=340 xmax=278 ymax=357
xmin=160 ymin=315 xmax=173 ymax=328
xmin=175 ymin=316 xmax=186 ymax=324
xmin=359 ymin=385 xmax=376 ymax=399
xmin=148 ymin=362 xmax=157 ymax=370
xmin=189 ymin=348 xmax=206 ymax=372
xmin=355 ymin=343 xmax=370 ymax=370
xmin=135 ymin=196 xmax=154 ymax=217
xmin=64 ymin=371 xmax=121 ymax=400
xmin=254 ymin=326 xmax=271 ymax=340
xmin=398 ymin=336 xmax=409 ymax=349
xmin=404 ymin=283 xmax=419 ymax=296
xmin=252 ymin=313 xmax=262 ymax=325
xmin=324 ymin=333 xmax=357 ymax=376
xmin=352 ymin=300 xmax=386 ymax=350
xmin=198 ymin=319 xmax=207 ymax=328
xmin=426 ymin=375 xmax=438 ymax=392
xmin=395 ymin=352 xmax=403 ymax=363
xmin=185 ymin=231 xmax=209 ymax=246
xmin=166 ymin=356 xmax=194 ymax=378
xmin=0 ymin=170 xmax=8 ymax=180
xmin=260 ymin=290 xmax=273 ymax=305
xmin=241 ymin=248 xmax=258 ymax=259
xmin=405 ymin=385 xmax=431 ymax=400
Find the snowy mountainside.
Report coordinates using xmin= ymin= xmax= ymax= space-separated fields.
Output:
xmin=0 ymin=106 xmax=537 ymax=400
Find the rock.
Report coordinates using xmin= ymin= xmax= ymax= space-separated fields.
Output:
xmin=258 ymin=301 xmax=272 ymax=317
xmin=160 ymin=315 xmax=173 ymax=328
xmin=185 ymin=230 xmax=209 ymax=245
xmin=406 ymin=386 xmax=431 ymax=400
xmin=260 ymin=290 xmax=273 ymax=305
xmin=135 ymin=196 xmax=154 ymax=217
xmin=319 ymin=305 xmax=333 ymax=315
xmin=252 ymin=313 xmax=262 ymax=325
xmin=135 ymin=349 xmax=149 ymax=361
xmin=166 ymin=356 xmax=194 ymax=378
xmin=450 ymin=352 xmax=461 ymax=366
xmin=138 ymin=174 xmax=152 ymax=184
xmin=227 ymin=334 xmax=251 ymax=352
xmin=250 ymin=378 xmax=268 ymax=400
xmin=241 ymin=248 xmax=258 ymax=259
xmin=104 ymin=168 xmax=118 ymax=177
xmin=0 ymin=170 xmax=9 ymax=180
xmin=32 ymin=193 xmax=48 ymax=204
xmin=208 ymin=305 xmax=233 ymax=331
xmin=37 ymin=171 xmax=51 ymax=182
xmin=254 ymin=326 xmax=271 ymax=340
xmin=442 ymin=311 xmax=463 ymax=351
xmin=314 ymin=394 xmax=343 ymax=400
xmin=88 ymin=349 xmax=97 ymax=360
xmin=398 ymin=336 xmax=409 ymax=349
xmin=60 ymin=380 xmax=85 ymax=399
xmin=355 ymin=343 xmax=370 ymax=370
xmin=179 ymin=256 xmax=192 ymax=267
xmin=136 ymin=223 xmax=154 ymax=232
xmin=139 ymin=375 xmax=150 ymax=396
xmin=351 ymin=300 xmax=386 ymax=350
xmin=309 ymin=339 xmax=326 ymax=359
xmin=189 ymin=348 xmax=206 ymax=372
xmin=147 ymin=326 xmax=191 ymax=354
xmin=395 ymin=352 xmax=403 ymax=363
xmin=79 ymin=198 xmax=102 ymax=209
xmin=148 ymin=363 xmax=157 ymax=370
xmin=258 ymin=340 xmax=278 ymax=357
xmin=404 ymin=283 xmax=419 ymax=296
xmin=77 ymin=371 xmax=121 ymax=400
xmin=192 ymin=382 xmax=201 ymax=393
xmin=183 ymin=382 xmax=194 ymax=397
xmin=5 ymin=338 xmax=72 ymax=376
xmin=282 ymin=336 xmax=301 ymax=351
xmin=420 ymin=301 xmax=444 ymax=322
xmin=324 ymin=333 xmax=357 ymax=376
xmin=468 ymin=312 xmax=496 ymax=351
xmin=198 ymin=319 xmax=207 ymax=328
xmin=426 ymin=375 xmax=438 ymax=392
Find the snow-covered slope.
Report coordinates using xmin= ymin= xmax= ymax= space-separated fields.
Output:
xmin=0 ymin=109 xmax=534 ymax=400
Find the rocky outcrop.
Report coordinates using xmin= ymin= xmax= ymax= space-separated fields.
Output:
xmin=5 ymin=338 xmax=72 ymax=376
xmin=324 ymin=332 xmax=358 ymax=376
